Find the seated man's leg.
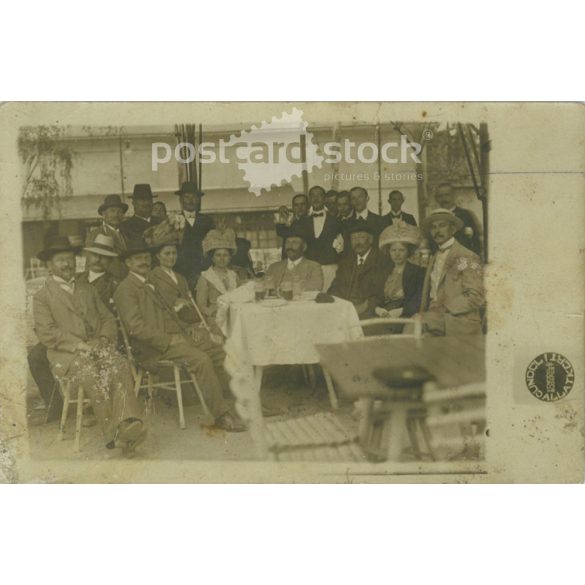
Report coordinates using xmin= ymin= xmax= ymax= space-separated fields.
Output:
xmin=66 ymin=353 xmax=115 ymax=440
xmin=421 ymin=305 xmax=446 ymax=336
xmin=191 ymin=327 xmax=230 ymax=394
xmin=162 ymin=335 xmax=229 ymax=420
xmin=104 ymin=352 xmax=145 ymax=425
xmin=28 ymin=342 xmax=63 ymax=419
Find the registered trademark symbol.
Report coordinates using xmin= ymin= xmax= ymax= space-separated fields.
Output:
xmin=423 ymin=129 xmax=434 ymax=141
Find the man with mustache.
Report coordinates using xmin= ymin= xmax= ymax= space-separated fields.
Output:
xmin=265 ymin=229 xmax=323 ymax=292
xmin=114 ymin=245 xmax=245 ymax=432
xmin=419 ymin=209 xmax=485 ymax=336
xmin=120 ymin=184 xmax=162 ymax=249
xmin=328 ymin=223 xmax=391 ymax=318
xmin=32 ymin=236 xmax=147 ymax=455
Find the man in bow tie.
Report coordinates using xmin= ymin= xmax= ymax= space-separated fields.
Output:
xmin=114 ymin=245 xmax=245 ymax=432
xmin=289 ymin=185 xmax=344 ymax=291
xmin=328 ymin=223 xmax=391 ymax=318
xmin=32 ymin=236 xmax=147 ymax=455
xmin=173 ymin=181 xmax=215 ymax=289
xmin=381 ymin=190 xmax=418 ymax=228
xmin=419 ymin=209 xmax=485 ymax=336
xmin=347 ymin=187 xmax=385 ymax=245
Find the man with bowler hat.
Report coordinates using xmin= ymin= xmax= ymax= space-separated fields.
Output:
xmin=173 ymin=181 xmax=215 ymax=289
xmin=120 ymin=184 xmax=162 ymax=249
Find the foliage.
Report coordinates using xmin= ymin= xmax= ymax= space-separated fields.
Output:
xmin=18 ymin=125 xmax=74 ymax=219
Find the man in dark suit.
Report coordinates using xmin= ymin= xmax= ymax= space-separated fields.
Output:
xmin=173 ymin=181 xmax=215 ymax=289
xmin=328 ymin=223 xmax=391 ymax=318
xmin=85 ymin=194 xmax=129 ymax=279
xmin=120 ymin=184 xmax=162 ymax=249
xmin=275 ymin=193 xmax=309 ymax=258
xmin=381 ymin=190 xmax=418 ymax=228
xmin=289 ymin=185 xmax=343 ymax=290
xmin=347 ymin=186 xmax=385 ymax=242
xmin=435 ymin=182 xmax=482 ymax=257
xmin=114 ymin=245 xmax=244 ymax=432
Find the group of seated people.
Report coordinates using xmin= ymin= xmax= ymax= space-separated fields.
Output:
xmin=28 ymin=179 xmax=485 ymax=457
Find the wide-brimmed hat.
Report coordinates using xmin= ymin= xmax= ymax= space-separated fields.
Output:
xmin=284 ymin=226 xmax=308 ymax=243
xmin=348 ymin=221 xmax=375 ymax=236
xmin=120 ymin=243 xmax=153 ymax=260
xmin=37 ymin=236 xmax=82 ymax=262
xmin=98 ymin=194 xmax=128 ymax=215
xmin=175 ymin=181 xmax=204 ymax=197
xmin=84 ymin=234 xmax=118 ymax=257
xmin=202 ymin=228 xmax=237 ymax=256
xmin=421 ymin=208 xmax=464 ymax=233
xmin=129 ymin=184 xmax=157 ymax=200
xmin=379 ymin=223 xmax=422 ymax=250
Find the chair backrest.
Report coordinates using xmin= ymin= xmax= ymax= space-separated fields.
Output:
xmin=351 ymin=317 xmax=423 ymax=340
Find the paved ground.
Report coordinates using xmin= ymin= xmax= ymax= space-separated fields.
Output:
xmin=26 ymin=365 xmax=358 ymax=462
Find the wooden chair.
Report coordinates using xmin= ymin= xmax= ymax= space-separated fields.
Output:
xmin=56 ymin=378 xmax=91 ymax=452
xmin=117 ymin=318 xmax=211 ymax=429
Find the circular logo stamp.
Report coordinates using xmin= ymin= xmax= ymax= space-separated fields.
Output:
xmin=525 ymin=353 xmax=575 ymax=402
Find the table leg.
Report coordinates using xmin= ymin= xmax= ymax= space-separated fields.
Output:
xmin=250 ymin=366 xmax=267 ymax=459
xmin=322 ymin=367 xmax=339 ymax=410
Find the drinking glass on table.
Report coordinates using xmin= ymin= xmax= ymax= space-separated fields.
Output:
xmin=254 ymin=278 xmax=266 ymax=301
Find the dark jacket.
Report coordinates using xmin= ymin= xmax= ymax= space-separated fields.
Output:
xmin=381 ymin=211 xmax=417 ymax=228
xmin=76 ymin=271 xmax=120 ymax=313
xmin=120 ymin=215 xmax=162 ymax=249
xmin=174 ymin=212 xmax=215 ymax=289
xmin=328 ymin=247 xmax=391 ymax=317
xmin=378 ymin=261 xmax=426 ymax=317
xmin=345 ymin=210 xmax=385 ymax=239
xmin=292 ymin=212 xmax=342 ymax=265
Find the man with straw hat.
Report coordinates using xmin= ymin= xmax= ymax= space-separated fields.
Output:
xmin=32 ymin=236 xmax=147 ymax=456
xmin=77 ymin=234 xmax=121 ymax=312
xmin=419 ymin=209 xmax=485 ymax=336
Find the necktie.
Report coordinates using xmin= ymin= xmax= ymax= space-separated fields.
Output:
xmin=357 ymin=216 xmax=366 ymax=222
xmin=312 ymin=212 xmax=325 ymax=217
xmin=358 ymin=255 xmax=364 ymax=266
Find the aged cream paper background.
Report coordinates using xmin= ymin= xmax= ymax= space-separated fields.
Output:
xmin=0 ymin=102 xmax=583 ymax=483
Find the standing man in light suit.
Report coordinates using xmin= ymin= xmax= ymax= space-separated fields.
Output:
xmin=420 ymin=209 xmax=485 ymax=336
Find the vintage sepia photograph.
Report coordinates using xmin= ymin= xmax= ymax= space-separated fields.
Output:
xmin=1 ymin=102 xmax=583 ymax=483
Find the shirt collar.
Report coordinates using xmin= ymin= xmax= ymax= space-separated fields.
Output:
xmin=88 ymin=270 xmax=105 ymax=283
xmin=438 ymin=237 xmax=456 ymax=252
xmin=356 ymin=209 xmax=369 ymax=220
xmin=357 ymin=248 xmax=371 ymax=263
xmin=52 ymin=275 xmax=75 ymax=286
xmin=309 ymin=207 xmax=326 ymax=216
xmin=391 ymin=211 xmax=402 ymax=218
xmin=103 ymin=221 xmax=120 ymax=233
xmin=135 ymin=215 xmax=151 ymax=223
xmin=130 ymin=271 xmax=147 ymax=283
xmin=183 ymin=210 xmax=197 ymax=218
xmin=287 ymin=257 xmax=303 ymax=269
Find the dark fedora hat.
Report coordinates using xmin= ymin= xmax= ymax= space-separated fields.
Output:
xmin=348 ymin=221 xmax=375 ymax=236
xmin=120 ymin=243 xmax=154 ymax=261
xmin=284 ymin=226 xmax=309 ymax=243
xmin=175 ymin=181 xmax=204 ymax=197
xmin=129 ymin=184 xmax=157 ymax=200
xmin=98 ymin=194 xmax=128 ymax=215
xmin=37 ymin=236 xmax=82 ymax=262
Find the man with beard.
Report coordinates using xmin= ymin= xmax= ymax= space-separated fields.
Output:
xmin=266 ymin=229 xmax=323 ymax=292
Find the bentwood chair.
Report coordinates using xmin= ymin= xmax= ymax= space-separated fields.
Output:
xmin=117 ymin=317 xmax=210 ymax=429
xmin=56 ymin=378 xmax=91 ymax=452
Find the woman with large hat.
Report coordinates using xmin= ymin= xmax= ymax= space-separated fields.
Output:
xmin=195 ymin=228 xmax=248 ymax=323
xmin=375 ymin=223 xmax=426 ymax=320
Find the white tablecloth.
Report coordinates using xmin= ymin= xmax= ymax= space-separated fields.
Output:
xmin=225 ymin=297 xmax=362 ymax=367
